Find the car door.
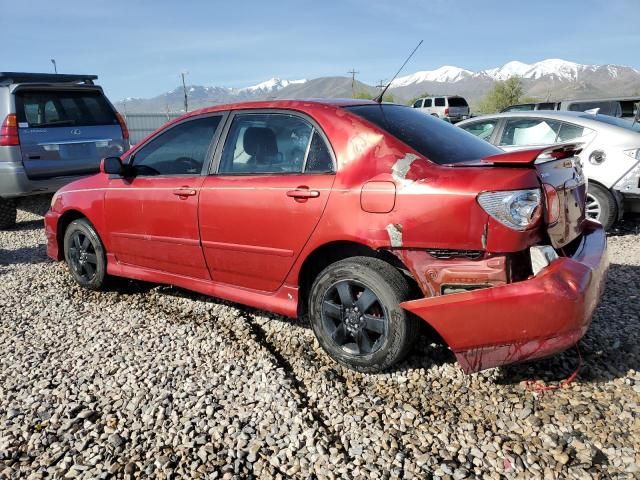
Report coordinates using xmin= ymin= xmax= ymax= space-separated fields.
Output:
xmin=498 ymin=117 xmax=562 ymax=151
xmin=104 ymin=114 xmax=225 ymax=279
xmin=199 ymin=110 xmax=336 ymax=292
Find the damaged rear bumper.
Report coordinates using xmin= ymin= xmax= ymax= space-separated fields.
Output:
xmin=400 ymin=220 xmax=608 ymax=373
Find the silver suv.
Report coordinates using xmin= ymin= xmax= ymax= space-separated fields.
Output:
xmin=0 ymin=72 xmax=128 ymax=228
xmin=412 ymin=95 xmax=470 ymax=123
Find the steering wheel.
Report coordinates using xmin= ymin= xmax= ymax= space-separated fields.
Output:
xmin=175 ymin=156 xmax=201 ymax=174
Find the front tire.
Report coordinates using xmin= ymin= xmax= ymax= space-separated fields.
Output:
xmin=0 ymin=198 xmax=17 ymax=230
xmin=63 ymin=218 xmax=107 ymax=290
xmin=309 ymin=257 xmax=417 ymax=372
xmin=586 ymin=183 xmax=617 ymax=230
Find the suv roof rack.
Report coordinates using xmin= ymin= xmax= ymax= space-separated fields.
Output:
xmin=0 ymin=72 xmax=98 ymax=85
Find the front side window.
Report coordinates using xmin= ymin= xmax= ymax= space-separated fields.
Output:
xmin=434 ymin=98 xmax=445 ymax=107
xmin=500 ymin=118 xmax=562 ymax=146
xmin=459 ymin=120 xmax=498 ymax=141
xmin=218 ymin=113 xmax=333 ymax=174
xmin=413 ymin=99 xmax=423 ymax=108
xmin=132 ymin=116 xmax=222 ymax=176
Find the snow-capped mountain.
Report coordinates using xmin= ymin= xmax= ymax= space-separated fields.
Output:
xmin=391 ymin=66 xmax=473 ymax=87
xmin=238 ymin=77 xmax=306 ymax=93
xmin=481 ymin=59 xmax=598 ymax=81
xmin=115 ymin=59 xmax=640 ymax=113
xmin=389 ymin=59 xmax=640 ymax=85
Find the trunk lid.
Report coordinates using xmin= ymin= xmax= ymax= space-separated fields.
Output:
xmin=482 ymin=144 xmax=587 ymax=248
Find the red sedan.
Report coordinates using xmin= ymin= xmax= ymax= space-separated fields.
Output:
xmin=45 ymin=100 xmax=608 ymax=373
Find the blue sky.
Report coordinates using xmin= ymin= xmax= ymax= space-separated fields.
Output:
xmin=2 ymin=0 xmax=639 ymax=100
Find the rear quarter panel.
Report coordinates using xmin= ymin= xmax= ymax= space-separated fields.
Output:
xmin=284 ymin=105 xmax=541 ymax=286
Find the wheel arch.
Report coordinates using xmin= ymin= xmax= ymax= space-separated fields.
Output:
xmin=56 ymin=210 xmax=101 ymax=260
xmin=296 ymin=240 xmax=417 ymax=316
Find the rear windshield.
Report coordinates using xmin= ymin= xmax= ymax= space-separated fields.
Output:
xmin=345 ymin=104 xmax=501 ymax=165
xmin=447 ymin=97 xmax=468 ymax=107
xmin=580 ymin=113 xmax=640 ymax=133
xmin=16 ymin=90 xmax=118 ymax=128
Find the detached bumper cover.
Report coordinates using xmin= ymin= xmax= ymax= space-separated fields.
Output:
xmin=401 ymin=221 xmax=608 ymax=373
xmin=45 ymin=209 xmax=62 ymax=260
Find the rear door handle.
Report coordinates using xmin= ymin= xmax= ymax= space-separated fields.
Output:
xmin=173 ymin=188 xmax=197 ymax=197
xmin=286 ymin=188 xmax=320 ymax=199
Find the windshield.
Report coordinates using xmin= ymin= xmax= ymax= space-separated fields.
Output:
xmin=345 ymin=104 xmax=501 ymax=165
xmin=448 ymin=97 xmax=468 ymax=107
xmin=16 ymin=90 xmax=118 ymax=128
xmin=581 ymin=113 xmax=640 ymax=133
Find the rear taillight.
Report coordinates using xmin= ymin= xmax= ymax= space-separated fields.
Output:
xmin=444 ymin=107 xmax=449 ymax=115
xmin=477 ymin=189 xmax=542 ymax=231
xmin=542 ymin=184 xmax=561 ymax=225
xmin=0 ymin=114 xmax=19 ymax=146
xmin=116 ymin=112 xmax=129 ymax=141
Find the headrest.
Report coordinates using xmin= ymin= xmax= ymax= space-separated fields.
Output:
xmin=243 ymin=127 xmax=278 ymax=156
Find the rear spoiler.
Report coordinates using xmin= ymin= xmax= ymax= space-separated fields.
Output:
xmin=482 ymin=143 xmax=583 ymax=166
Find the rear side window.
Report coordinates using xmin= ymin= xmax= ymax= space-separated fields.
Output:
xmin=556 ymin=122 xmax=591 ymax=142
xmin=132 ymin=116 xmax=222 ymax=176
xmin=537 ymin=102 xmax=557 ymax=111
xmin=568 ymin=101 xmax=621 ymax=116
xmin=218 ymin=113 xmax=333 ymax=174
xmin=434 ymin=98 xmax=445 ymax=107
xmin=447 ymin=97 xmax=468 ymax=107
xmin=16 ymin=90 xmax=117 ymax=127
xmin=424 ymin=99 xmax=432 ymax=107
xmin=504 ymin=104 xmax=535 ymax=112
xmin=345 ymin=104 xmax=501 ymax=165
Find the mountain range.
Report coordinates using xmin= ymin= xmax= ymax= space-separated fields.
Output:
xmin=115 ymin=59 xmax=640 ymax=113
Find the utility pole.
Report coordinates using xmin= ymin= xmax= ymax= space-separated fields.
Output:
xmin=50 ymin=59 xmax=57 ymax=74
xmin=348 ymin=68 xmax=359 ymax=98
xmin=181 ymin=71 xmax=189 ymax=112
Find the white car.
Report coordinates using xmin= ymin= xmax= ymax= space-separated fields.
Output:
xmin=458 ymin=111 xmax=640 ymax=229
xmin=412 ymin=95 xmax=470 ymax=123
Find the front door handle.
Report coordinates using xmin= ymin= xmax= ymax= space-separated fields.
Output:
xmin=173 ymin=188 xmax=197 ymax=197
xmin=286 ymin=188 xmax=320 ymax=199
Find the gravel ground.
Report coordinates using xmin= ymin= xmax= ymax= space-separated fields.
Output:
xmin=1 ymin=196 xmax=639 ymax=480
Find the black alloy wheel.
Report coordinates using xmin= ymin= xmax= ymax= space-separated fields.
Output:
xmin=64 ymin=218 xmax=106 ymax=289
xmin=309 ymin=256 xmax=418 ymax=372
xmin=321 ymin=279 xmax=388 ymax=356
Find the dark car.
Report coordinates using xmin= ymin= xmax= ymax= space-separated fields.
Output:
xmin=0 ymin=72 xmax=129 ymax=228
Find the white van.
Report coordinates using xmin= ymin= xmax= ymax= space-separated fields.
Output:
xmin=412 ymin=96 xmax=470 ymax=123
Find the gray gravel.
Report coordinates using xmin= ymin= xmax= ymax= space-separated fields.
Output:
xmin=1 ymin=196 xmax=639 ymax=479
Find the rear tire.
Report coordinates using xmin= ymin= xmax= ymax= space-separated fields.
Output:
xmin=0 ymin=198 xmax=17 ymax=230
xmin=586 ymin=183 xmax=617 ymax=231
xmin=63 ymin=218 xmax=107 ymax=290
xmin=308 ymin=256 xmax=418 ymax=372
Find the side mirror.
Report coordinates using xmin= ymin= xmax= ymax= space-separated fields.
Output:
xmin=100 ymin=156 xmax=124 ymax=175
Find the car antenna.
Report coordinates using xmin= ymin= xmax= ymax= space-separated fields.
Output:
xmin=374 ymin=39 xmax=423 ymax=104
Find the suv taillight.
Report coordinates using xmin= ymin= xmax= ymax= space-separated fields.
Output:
xmin=0 ymin=114 xmax=19 ymax=146
xmin=116 ymin=112 xmax=129 ymax=141
xmin=444 ymin=107 xmax=449 ymax=115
